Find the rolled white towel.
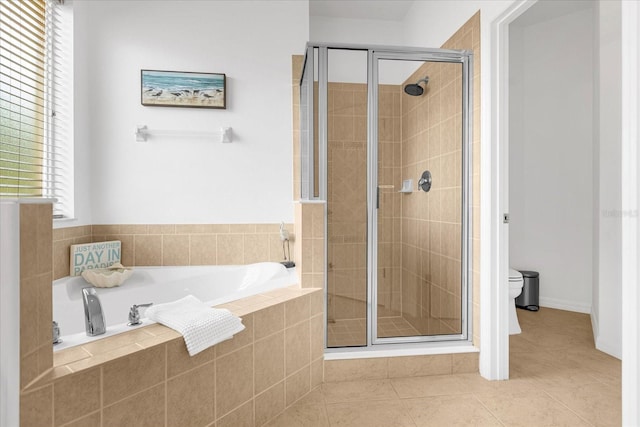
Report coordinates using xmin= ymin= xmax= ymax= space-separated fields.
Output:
xmin=145 ymin=295 xmax=245 ymax=356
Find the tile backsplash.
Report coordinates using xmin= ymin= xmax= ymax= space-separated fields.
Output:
xmin=53 ymin=224 xmax=295 ymax=280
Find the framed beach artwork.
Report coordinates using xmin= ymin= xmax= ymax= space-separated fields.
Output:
xmin=141 ymin=70 xmax=226 ymax=109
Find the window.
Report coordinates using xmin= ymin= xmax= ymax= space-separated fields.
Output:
xmin=0 ymin=0 xmax=73 ymax=218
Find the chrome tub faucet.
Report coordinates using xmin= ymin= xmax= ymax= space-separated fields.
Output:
xmin=82 ymin=288 xmax=106 ymax=336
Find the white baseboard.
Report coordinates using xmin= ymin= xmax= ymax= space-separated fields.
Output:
xmin=590 ymin=309 xmax=599 ymax=342
xmin=595 ymin=336 xmax=622 ymax=360
xmin=538 ymin=296 xmax=591 ymax=314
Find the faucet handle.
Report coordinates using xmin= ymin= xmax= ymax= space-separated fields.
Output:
xmin=127 ymin=303 xmax=153 ymax=326
xmin=52 ymin=321 xmax=62 ymax=345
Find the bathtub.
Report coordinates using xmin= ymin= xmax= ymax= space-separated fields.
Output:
xmin=52 ymin=262 xmax=298 ymax=351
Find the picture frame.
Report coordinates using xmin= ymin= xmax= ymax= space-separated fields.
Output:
xmin=141 ymin=70 xmax=226 ymax=109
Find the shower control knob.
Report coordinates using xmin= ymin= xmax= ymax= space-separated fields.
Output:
xmin=418 ymin=170 xmax=432 ymax=192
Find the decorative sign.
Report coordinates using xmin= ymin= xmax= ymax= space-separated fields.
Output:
xmin=70 ymin=241 xmax=122 ymax=276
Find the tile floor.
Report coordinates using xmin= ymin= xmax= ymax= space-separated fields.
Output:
xmin=267 ymin=308 xmax=621 ymax=426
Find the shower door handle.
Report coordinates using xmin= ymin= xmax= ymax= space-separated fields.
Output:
xmin=376 ymin=186 xmax=380 ymax=209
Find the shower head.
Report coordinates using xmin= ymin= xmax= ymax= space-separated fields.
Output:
xmin=404 ymin=77 xmax=430 ymax=96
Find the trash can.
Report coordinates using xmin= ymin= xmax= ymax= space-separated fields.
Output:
xmin=516 ymin=270 xmax=539 ymax=311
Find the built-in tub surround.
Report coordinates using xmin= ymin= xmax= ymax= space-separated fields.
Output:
xmin=21 ymin=285 xmax=324 ymax=426
xmin=1 ymin=200 xmax=54 ymax=427
xmin=52 ymin=223 xmax=296 ymax=280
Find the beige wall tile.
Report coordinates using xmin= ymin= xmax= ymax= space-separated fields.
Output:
xmin=103 ymin=384 xmax=165 ymax=427
xmin=167 ymin=362 xmax=215 ymax=427
xmin=452 ymin=352 xmax=479 ymax=374
xmin=216 ymin=400 xmax=254 ymax=427
xmin=61 ymin=411 xmax=101 ymax=427
xmin=20 ymin=386 xmax=52 ymax=427
xmin=20 ymin=205 xmax=39 ymax=279
xmin=166 ymin=337 xmax=215 ymax=379
xmin=162 ymin=234 xmax=190 ymax=266
xmin=134 ymin=235 xmax=162 ymax=266
xmin=312 ymin=239 xmax=324 ymax=273
xmin=285 ymin=321 xmax=310 ymax=376
xmin=189 ymin=234 xmax=217 ymax=265
xmin=255 ymin=332 xmax=285 ymax=394
xmin=20 ymin=276 xmax=39 ymax=356
xmin=20 ymin=351 xmax=39 ymax=390
xmin=54 ymin=346 xmax=91 ymax=367
xmin=216 ymin=314 xmax=253 ymax=357
xmin=102 ymin=345 xmax=165 ymax=406
xmin=255 ymin=382 xmax=285 ymax=427
xmin=148 ymin=224 xmax=176 ymax=234
xmin=388 ymin=354 xmax=452 ymax=378
xmin=285 ymin=294 xmax=310 ymax=327
xmin=36 ymin=204 xmax=53 ymax=275
xmin=216 ymin=344 xmax=254 ymax=417
xmin=38 ymin=343 xmax=53 ymax=383
xmin=285 ymin=365 xmax=311 ymax=407
xmin=92 ymin=225 xmax=121 ymax=235
xmin=323 ymin=358 xmax=387 ymax=383
xmin=217 ymin=234 xmax=244 ymax=265
xmin=309 ymin=290 xmax=323 ymax=316
xmin=53 ymin=368 xmax=100 ymax=426
xmin=53 ymin=239 xmax=71 ymax=280
xmin=254 ymin=304 xmax=285 ymax=341
xmin=311 ymin=358 xmax=324 ymax=390
xmin=310 ymin=315 xmax=324 ymax=361
xmin=80 ymin=329 xmax=154 ymax=357
xmin=243 ymin=234 xmax=270 ymax=264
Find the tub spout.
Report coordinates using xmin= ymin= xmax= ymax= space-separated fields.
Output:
xmin=82 ymin=288 xmax=106 ymax=336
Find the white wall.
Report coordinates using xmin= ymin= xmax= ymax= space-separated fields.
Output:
xmin=594 ymin=0 xmax=622 ymax=358
xmin=73 ymin=1 xmax=308 ymax=225
xmin=508 ymin=6 xmax=595 ymax=313
xmin=311 ymin=15 xmax=404 ymax=45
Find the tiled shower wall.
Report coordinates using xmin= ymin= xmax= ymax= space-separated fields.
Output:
xmin=400 ymin=61 xmax=464 ymax=335
xmin=399 ymin=12 xmax=481 ymax=339
xmin=326 ymin=82 xmax=369 ymax=326
xmin=52 ymin=224 xmax=295 ymax=280
xmin=377 ymin=85 xmax=403 ymax=319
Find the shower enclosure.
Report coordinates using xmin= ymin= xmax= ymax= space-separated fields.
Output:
xmin=299 ymin=43 xmax=473 ymax=349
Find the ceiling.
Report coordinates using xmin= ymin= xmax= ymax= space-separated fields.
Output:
xmin=309 ymin=0 xmax=415 ymax=22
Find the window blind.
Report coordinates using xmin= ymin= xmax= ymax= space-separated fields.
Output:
xmin=0 ymin=0 xmax=73 ymax=218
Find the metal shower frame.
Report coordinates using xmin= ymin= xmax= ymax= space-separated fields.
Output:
xmin=299 ymin=42 xmax=474 ymax=352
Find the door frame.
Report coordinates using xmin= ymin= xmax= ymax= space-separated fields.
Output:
xmin=487 ymin=0 xmax=538 ymax=380
xmin=368 ymin=49 xmax=474 ymax=346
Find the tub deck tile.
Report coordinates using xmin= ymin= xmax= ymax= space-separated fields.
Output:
xmin=47 ymin=287 xmax=321 ymax=386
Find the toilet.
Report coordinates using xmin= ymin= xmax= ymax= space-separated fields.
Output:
xmin=508 ymin=269 xmax=524 ymax=334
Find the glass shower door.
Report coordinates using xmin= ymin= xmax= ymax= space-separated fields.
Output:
xmin=375 ymin=56 xmax=466 ymax=342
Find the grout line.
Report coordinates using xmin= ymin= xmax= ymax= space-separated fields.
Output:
xmin=541 ymin=389 xmax=597 ymax=427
